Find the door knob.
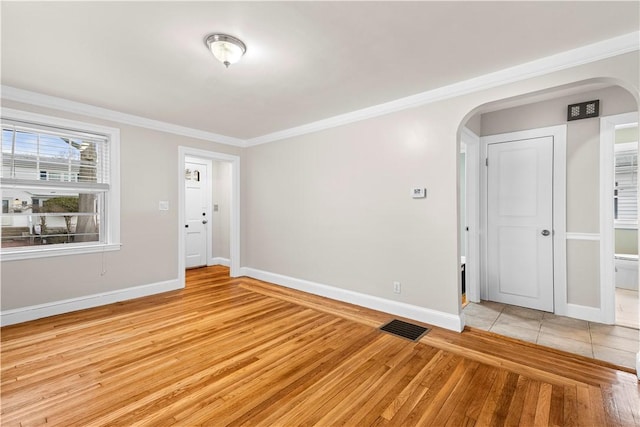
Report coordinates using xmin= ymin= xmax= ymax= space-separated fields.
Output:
xmin=541 ymin=229 xmax=550 ymax=236
xmin=202 ymin=219 xmax=208 ymax=224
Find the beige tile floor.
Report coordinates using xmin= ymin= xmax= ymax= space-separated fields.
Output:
xmin=463 ymin=300 xmax=640 ymax=370
xmin=616 ymin=288 xmax=639 ymax=329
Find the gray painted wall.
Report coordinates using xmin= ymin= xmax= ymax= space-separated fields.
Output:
xmin=242 ymin=53 xmax=639 ymax=318
xmin=0 ymin=100 xmax=241 ymax=310
xmin=212 ymin=160 xmax=231 ymax=260
xmin=2 ymin=51 xmax=638 ymax=325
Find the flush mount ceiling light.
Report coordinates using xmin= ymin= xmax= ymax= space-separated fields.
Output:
xmin=204 ymin=33 xmax=246 ymax=68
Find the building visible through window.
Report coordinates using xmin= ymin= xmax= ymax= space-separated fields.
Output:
xmin=1 ymin=110 xmax=120 ymax=258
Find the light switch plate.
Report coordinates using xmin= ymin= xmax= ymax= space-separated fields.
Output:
xmin=411 ymin=188 xmax=426 ymax=198
xmin=159 ymin=201 xmax=169 ymax=211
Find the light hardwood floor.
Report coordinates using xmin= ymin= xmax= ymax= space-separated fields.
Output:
xmin=2 ymin=266 xmax=639 ymax=426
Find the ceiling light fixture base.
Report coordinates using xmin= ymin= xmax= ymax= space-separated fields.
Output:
xmin=204 ymin=33 xmax=247 ymax=68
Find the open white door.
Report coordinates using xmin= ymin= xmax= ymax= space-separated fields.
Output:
xmin=487 ymin=136 xmax=554 ymax=311
xmin=185 ymin=157 xmax=211 ymax=269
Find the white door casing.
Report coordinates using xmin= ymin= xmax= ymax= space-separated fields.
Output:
xmin=600 ymin=112 xmax=639 ymax=324
xmin=487 ymin=137 xmax=554 ymax=311
xmin=185 ymin=157 xmax=212 ymax=269
xmin=178 ymin=147 xmax=241 ymax=286
xmin=461 ymin=127 xmax=480 ymax=304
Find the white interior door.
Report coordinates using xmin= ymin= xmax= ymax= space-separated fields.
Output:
xmin=487 ymin=136 xmax=554 ymax=311
xmin=185 ymin=157 xmax=211 ymax=269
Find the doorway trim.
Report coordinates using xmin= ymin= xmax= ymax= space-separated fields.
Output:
xmin=178 ymin=147 xmax=241 ymax=285
xmin=479 ymin=125 xmax=567 ymax=314
xmin=461 ymin=127 xmax=480 ymax=303
xmin=600 ymin=112 xmax=639 ymax=324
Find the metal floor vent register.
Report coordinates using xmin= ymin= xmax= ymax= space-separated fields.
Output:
xmin=379 ymin=319 xmax=429 ymax=341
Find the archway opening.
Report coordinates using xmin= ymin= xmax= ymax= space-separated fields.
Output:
xmin=457 ymin=79 xmax=639 ymax=369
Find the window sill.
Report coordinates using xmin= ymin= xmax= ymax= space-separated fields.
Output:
xmin=1 ymin=243 xmax=122 ymax=261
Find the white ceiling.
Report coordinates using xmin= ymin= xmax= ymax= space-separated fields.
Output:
xmin=1 ymin=1 xmax=638 ymax=140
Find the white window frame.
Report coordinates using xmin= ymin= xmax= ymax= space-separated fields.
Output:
xmin=614 ymin=140 xmax=638 ymax=229
xmin=1 ymin=108 xmax=120 ymax=260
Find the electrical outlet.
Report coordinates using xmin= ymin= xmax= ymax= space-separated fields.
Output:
xmin=393 ymin=281 xmax=401 ymax=294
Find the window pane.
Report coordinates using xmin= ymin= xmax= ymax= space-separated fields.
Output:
xmin=1 ymin=129 xmax=12 ymax=153
xmin=1 ymin=192 xmax=103 ymax=248
xmin=1 ymin=113 xmax=117 ymax=258
xmin=1 ymin=126 xmax=102 ymax=183
xmin=13 ymin=131 xmax=38 ymax=157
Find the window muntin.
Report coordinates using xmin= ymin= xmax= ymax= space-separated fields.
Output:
xmin=1 ymin=110 xmax=119 ymax=258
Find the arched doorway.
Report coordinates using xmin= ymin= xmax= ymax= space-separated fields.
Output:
xmin=458 ymin=81 xmax=639 ymax=369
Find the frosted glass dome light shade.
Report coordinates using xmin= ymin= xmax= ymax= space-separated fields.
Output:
xmin=205 ymin=34 xmax=246 ymax=68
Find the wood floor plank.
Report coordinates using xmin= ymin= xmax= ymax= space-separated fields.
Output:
xmin=462 ymin=363 xmax=500 ymax=425
xmin=503 ymin=375 xmax=529 ymax=427
xmin=587 ymin=385 xmax=608 ymax=427
xmin=474 ymin=369 xmax=509 ymax=426
xmin=563 ymin=385 xmax=579 ymax=427
xmin=533 ymin=383 xmax=553 ymax=427
xmin=381 ymin=349 xmax=444 ymax=424
xmin=489 ymin=371 xmax=519 ymax=426
xmin=426 ymin=359 xmax=480 ymax=426
xmin=401 ymin=353 xmax=465 ymax=426
xmin=1 ymin=266 xmax=639 ymax=426
xmin=549 ymin=385 xmax=565 ymax=427
xmin=328 ymin=346 xmax=432 ymax=426
xmin=517 ymin=379 xmax=540 ymax=427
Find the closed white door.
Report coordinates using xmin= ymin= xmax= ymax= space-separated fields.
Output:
xmin=185 ymin=158 xmax=211 ymax=268
xmin=487 ymin=136 xmax=554 ymax=311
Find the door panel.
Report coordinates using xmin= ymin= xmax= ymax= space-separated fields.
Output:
xmin=497 ymin=226 xmax=539 ymax=298
xmin=487 ymin=136 xmax=554 ymax=311
xmin=185 ymin=159 xmax=210 ymax=268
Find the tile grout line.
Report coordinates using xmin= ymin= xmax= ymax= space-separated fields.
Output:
xmin=488 ymin=304 xmax=505 ymax=332
xmin=466 ymin=302 xmax=638 ymax=369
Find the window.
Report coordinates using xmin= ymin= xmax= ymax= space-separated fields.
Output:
xmin=614 ymin=141 xmax=638 ymax=228
xmin=1 ymin=109 xmax=120 ymax=260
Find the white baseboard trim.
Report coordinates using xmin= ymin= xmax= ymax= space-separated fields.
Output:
xmin=564 ymin=303 xmax=607 ymax=324
xmin=210 ymin=257 xmax=231 ymax=267
xmin=240 ymin=267 xmax=464 ymax=332
xmin=0 ymin=279 xmax=183 ymax=326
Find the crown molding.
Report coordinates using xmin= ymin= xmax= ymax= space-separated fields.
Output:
xmin=2 ymin=31 xmax=637 ymax=148
xmin=245 ymin=31 xmax=640 ymax=146
xmin=0 ymin=86 xmax=245 ymax=147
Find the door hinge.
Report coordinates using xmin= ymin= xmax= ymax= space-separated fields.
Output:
xmin=485 ymin=158 xmax=488 ymax=166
